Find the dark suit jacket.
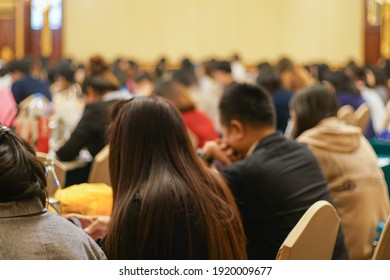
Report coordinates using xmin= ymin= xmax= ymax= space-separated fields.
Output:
xmin=12 ymin=75 xmax=52 ymax=104
xmin=56 ymin=100 xmax=114 ymax=161
xmin=221 ymin=132 xmax=348 ymax=260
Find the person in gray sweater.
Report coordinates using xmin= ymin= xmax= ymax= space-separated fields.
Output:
xmin=0 ymin=125 xmax=106 ymax=260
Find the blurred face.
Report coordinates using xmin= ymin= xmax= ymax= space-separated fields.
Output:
xmin=366 ymin=70 xmax=376 ymax=88
xmin=74 ymin=68 xmax=86 ymax=85
xmin=213 ymin=70 xmax=229 ymax=86
xmin=220 ymin=121 xmax=247 ymax=155
xmin=85 ymin=86 xmax=99 ymax=103
xmin=136 ymin=80 xmax=154 ymax=96
xmin=10 ymin=70 xmax=23 ymax=82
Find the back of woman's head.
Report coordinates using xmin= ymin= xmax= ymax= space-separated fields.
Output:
xmin=106 ymin=97 xmax=246 ymax=260
xmin=0 ymin=126 xmax=47 ymax=205
xmin=84 ymin=55 xmax=120 ymax=94
xmin=153 ymin=79 xmax=195 ymax=111
xmin=256 ymin=63 xmax=280 ymax=93
xmin=291 ymin=84 xmax=339 ymax=138
xmin=326 ymin=71 xmax=359 ymax=95
xmin=276 ymin=57 xmax=294 ymax=73
xmin=109 ymin=96 xmax=194 ymax=189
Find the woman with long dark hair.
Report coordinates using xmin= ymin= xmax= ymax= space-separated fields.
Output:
xmin=104 ymin=96 xmax=246 ymax=259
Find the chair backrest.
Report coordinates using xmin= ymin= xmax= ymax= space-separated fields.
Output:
xmin=372 ymin=215 xmax=390 ymax=259
xmin=88 ymin=145 xmax=111 ymax=186
xmin=36 ymin=152 xmax=67 ymax=196
xmin=276 ymin=200 xmax=340 ymax=260
xmin=337 ymin=105 xmax=355 ymax=126
xmin=354 ymin=104 xmax=371 ymax=132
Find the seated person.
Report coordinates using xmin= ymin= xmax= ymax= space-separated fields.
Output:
xmin=56 ymin=56 xmax=130 ymax=161
xmin=153 ymin=80 xmax=218 ymax=148
xmin=0 ymin=125 xmax=106 ymax=260
xmin=51 ymin=64 xmax=85 ymax=141
xmin=291 ymin=84 xmax=390 ymax=259
xmin=202 ymin=83 xmax=348 ymax=260
xmin=7 ymin=59 xmax=51 ymax=105
xmin=67 ymin=96 xmax=247 ymax=260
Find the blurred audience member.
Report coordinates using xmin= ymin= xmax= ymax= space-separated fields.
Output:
xmin=291 ymin=85 xmax=389 ymax=259
xmin=56 ymin=56 xmax=129 ymax=161
xmin=0 ymin=125 xmax=106 ymax=260
xmin=230 ymin=53 xmax=247 ymax=83
xmin=256 ymin=62 xmax=293 ymax=132
xmin=7 ymin=59 xmax=51 ymax=105
xmin=153 ymin=80 xmax=218 ymax=148
xmin=213 ymin=60 xmax=236 ymax=88
xmin=202 ymin=83 xmax=348 ymax=260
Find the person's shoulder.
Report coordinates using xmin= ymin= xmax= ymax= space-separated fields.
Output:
xmin=43 ymin=212 xmax=106 ymax=259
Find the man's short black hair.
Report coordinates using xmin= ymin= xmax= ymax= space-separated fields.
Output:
xmin=5 ymin=59 xmax=31 ymax=75
xmin=58 ymin=65 xmax=76 ymax=83
xmin=215 ymin=60 xmax=232 ymax=73
xmin=219 ymin=83 xmax=275 ymax=128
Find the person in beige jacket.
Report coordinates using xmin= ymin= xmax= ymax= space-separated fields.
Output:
xmin=291 ymin=84 xmax=390 ymax=260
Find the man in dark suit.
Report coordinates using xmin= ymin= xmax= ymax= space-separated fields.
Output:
xmin=202 ymin=83 xmax=348 ymax=260
xmin=7 ymin=59 xmax=52 ymax=105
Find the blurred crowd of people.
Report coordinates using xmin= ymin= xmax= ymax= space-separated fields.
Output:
xmin=1 ymin=53 xmax=390 ymax=260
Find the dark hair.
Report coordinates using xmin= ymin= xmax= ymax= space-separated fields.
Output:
xmin=172 ymin=69 xmax=197 ymax=87
xmin=276 ymin=57 xmax=294 ymax=73
xmin=291 ymin=84 xmax=339 ymax=138
xmin=256 ymin=63 xmax=280 ymax=93
xmin=111 ymin=58 xmax=127 ymax=87
xmin=219 ymin=83 xmax=275 ymax=128
xmin=88 ymin=55 xmax=109 ymax=75
xmin=155 ymin=57 xmax=167 ymax=78
xmin=0 ymin=126 xmax=47 ymax=205
xmin=153 ymin=79 xmax=195 ymax=111
xmin=106 ymin=97 xmax=246 ymax=259
xmin=82 ymin=74 xmax=119 ymax=95
xmin=58 ymin=65 xmax=76 ymax=83
xmin=135 ymin=72 xmax=154 ymax=84
xmin=215 ymin=61 xmax=232 ymax=73
xmin=326 ymin=71 xmax=360 ymax=96
xmin=366 ymin=65 xmax=388 ymax=87
xmin=6 ymin=59 xmax=31 ymax=75
xmin=83 ymin=55 xmax=120 ymax=94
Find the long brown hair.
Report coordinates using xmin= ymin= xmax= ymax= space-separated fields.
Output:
xmin=291 ymin=84 xmax=339 ymax=138
xmin=105 ymin=96 xmax=246 ymax=259
xmin=153 ymin=80 xmax=196 ymax=112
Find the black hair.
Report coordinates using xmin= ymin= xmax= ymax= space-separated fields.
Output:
xmin=135 ymin=72 xmax=154 ymax=84
xmin=215 ymin=61 xmax=232 ymax=74
xmin=82 ymin=74 xmax=119 ymax=95
xmin=0 ymin=125 xmax=47 ymax=205
xmin=6 ymin=59 xmax=31 ymax=75
xmin=256 ymin=63 xmax=280 ymax=93
xmin=326 ymin=71 xmax=361 ymax=96
xmin=219 ymin=83 xmax=275 ymax=128
xmin=58 ymin=65 xmax=76 ymax=83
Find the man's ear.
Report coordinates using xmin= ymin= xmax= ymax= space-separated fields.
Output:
xmin=230 ymin=119 xmax=245 ymax=139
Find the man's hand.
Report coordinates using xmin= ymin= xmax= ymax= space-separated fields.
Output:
xmin=203 ymin=140 xmax=243 ymax=167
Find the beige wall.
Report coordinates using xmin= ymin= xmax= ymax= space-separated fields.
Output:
xmin=63 ymin=0 xmax=364 ymax=65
